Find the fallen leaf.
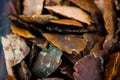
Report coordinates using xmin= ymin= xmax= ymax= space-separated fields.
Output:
xmin=43 ymin=33 xmax=88 ymax=54
xmin=50 ymin=19 xmax=83 ymax=27
xmin=23 ymin=0 xmax=44 ymax=15
xmin=45 ymin=6 xmax=93 ymax=24
xmin=105 ymin=52 xmax=120 ymax=80
xmin=103 ymin=0 xmax=117 ymax=34
xmin=11 ymin=24 xmax=36 ymax=38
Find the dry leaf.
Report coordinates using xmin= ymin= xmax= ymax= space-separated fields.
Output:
xmin=105 ymin=52 xmax=120 ymax=80
xmin=45 ymin=6 xmax=93 ymax=24
xmin=103 ymin=0 xmax=117 ymax=34
xmin=23 ymin=0 xmax=44 ymax=15
xmin=11 ymin=24 xmax=36 ymax=38
xmin=43 ymin=33 xmax=88 ymax=54
xmin=50 ymin=19 xmax=83 ymax=27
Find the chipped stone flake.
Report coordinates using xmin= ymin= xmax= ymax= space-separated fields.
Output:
xmin=32 ymin=43 xmax=63 ymax=78
xmin=2 ymin=33 xmax=30 ymax=76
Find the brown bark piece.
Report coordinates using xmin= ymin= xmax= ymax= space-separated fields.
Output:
xmin=45 ymin=6 xmax=93 ymax=24
xmin=23 ymin=0 xmax=44 ymax=15
xmin=104 ymin=0 xmax=117 ymax=34
xmin=50 ymin=19 xmax=83 ymax=27
xmin=43 ymin=33 xmax=88 ymax=54
xmin=105 ymin=52 xmax=120 ymax=80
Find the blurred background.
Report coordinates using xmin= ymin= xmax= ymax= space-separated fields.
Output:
xmin=0 ymin=0 xmax=15 ymax=79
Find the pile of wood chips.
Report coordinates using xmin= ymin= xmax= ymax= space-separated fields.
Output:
xmin=2 ymin=0 xmax=120 ymax=80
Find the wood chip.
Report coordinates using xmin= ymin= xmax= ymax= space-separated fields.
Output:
xmin=103 ymin=0 xmax=117 ymax=34
xmin=42 ymin=33 xmax=88 ymax=54
xmin=11 ymin=24 xmax=35 ymax=38
xmin=5 ymin=75 xmax=16 ymax=80
xmin=23 ymin=0 xmax=44 ymax=15
xmin=19 ymin=15 xmax=58 ymax=24
xmin=69 ymin=0 xmax=107 ymax=35
xmin=45 ymin=0 xmax=61 ymax=6
xmin=105 ymin=52 xmax=120 ymax=80
xmin=45 ymin=6 xmax=93 ymax=24
xmin=50 ymin=19 xmax=83 ymax=27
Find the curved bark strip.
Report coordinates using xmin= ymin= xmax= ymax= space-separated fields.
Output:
xmin=69 ymin=0 xmax=107 ymax=35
